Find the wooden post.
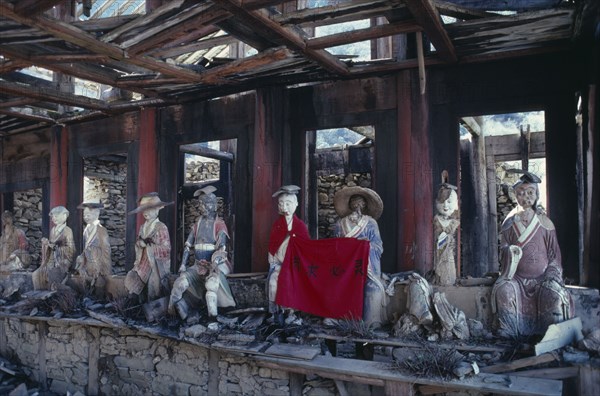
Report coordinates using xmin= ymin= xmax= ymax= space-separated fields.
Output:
xmin=208 ymin=349 xmax=220 ymax=395
xmin=38 ymin=322 xmax=47 ymax=390
xmin=49 ymin=125 xmax=69 ymax=208
xmin=137 ymin=108 xmax=159 ymax=230
xmin=251 ymin=89 xmax=283 ymax=272
xmin=87 ymin=327 xmax=100 ymax=396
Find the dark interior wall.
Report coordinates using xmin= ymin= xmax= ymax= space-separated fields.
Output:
xmin=67 ymin=112 xmax=141 ymax=267
xmin=428 ymin=52 xmax=582 ymax=280
xmin=286 ymin=77 xmax=401 ymax=273
xmin=159 ymin=93 xmax=255 ymax=273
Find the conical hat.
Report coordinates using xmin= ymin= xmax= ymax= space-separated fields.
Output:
xmin=128 ymin=192 xmax=173 ymax=214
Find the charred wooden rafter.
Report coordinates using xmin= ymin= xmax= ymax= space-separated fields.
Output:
xmin=214 ymin=0 xmax=350 ymax=75
xmin=404 ymin=0 xmax=457 ymax=62
xmin=307 ymin=19 xmax=421 ymax=49
xmin=14 ymin=0 xmax=64 ymax=15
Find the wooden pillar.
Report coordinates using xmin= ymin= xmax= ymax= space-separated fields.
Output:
xmin=397 ymin=70 xmax=433 ymax=273
xmin=251 ymin=89 xmax=283 ymax=272
xmin=397 ymin=71 xmax=416 ymax=272
xmin=49 ymin=125 xmax=69 ymax=208
xmin=585 ymin=84 xmax=599 ymax=288
xmin=137 ymin=108 xmax=159 ymax=229
xmin=411 ymin=71 xmax=433 ymax=274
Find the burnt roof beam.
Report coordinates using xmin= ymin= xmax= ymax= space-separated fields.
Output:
xmin=307 ymin=19 xmax=421 ymax=50
xmin=214 ymin=0 xmax=350 ymax=75
xmin=404 ymin=0 xmax=457 ymax=62
xmin=0 ymin=1 xmax=216 ymax=83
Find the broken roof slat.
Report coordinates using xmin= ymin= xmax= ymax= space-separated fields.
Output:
xmin=307 ymin=19 xmax=421 ymax=50
xmin=214 ymin=0 xmax=350 ymax=75
xmin=404 ymin=0 xmax=458 ymax=62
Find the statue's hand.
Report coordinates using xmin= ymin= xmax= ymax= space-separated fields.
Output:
xmin=137 ymin=239 xmax=146 ymax=248
xmin=509 ymin=245 xmax=522 ymax=257
xmin=178 ymin=264 xmax=187 ymax=274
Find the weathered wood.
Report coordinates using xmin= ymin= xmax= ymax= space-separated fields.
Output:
xmin=307 ymin=20 xmax=420 ymax=49
xmin=208 ymin=349 xmax=220 ymax=395
xmin=49 ymin=125 xmax=68 ymax=208
xmin=150 ymin=34 xmax=235 ymax=58
xmin=214 ymin=0 xmax=350 ymax=75
xmin=403 ymin=0 xmax=457 ymax=62
xmin=486 ymin=131 xmax=545 ymax=160
xmin=180 ymin=143 xmax=235 ymax=162
xmin=480 ymin=352 xmax=557 ymax=374
xmin=0 ymin=81 xmax=108 ymax=111
xmin=385 ymin=381 xmax=414 ymax=396
xmin=15 ymin=0 xmax=64 ymax=15
xmin=37 ymin=322 xmax=47 ymax=390
xmin=255 ymin=354 xmax=563 ymax=395
xmin=436 ymin=0 xmax=561 ymax=12
xmin=87 ymin=327 xmax=100 ymax=396
xmin=100 ymin=0 xmax=187 ymax=43
xmin=506 ymin=366 xmax=579 ymax=380
xmin=274 ymin=0 xmax=406 ymax=28
xmin=124 ymin=5 xmax=231 ymax=55
xmin=578 ymin=363 xmax=600 ymax=396
xmin=263 ymin=344 xmax=320 ymax=360
xmin=289 ymin=372 xmax=304 ymax=396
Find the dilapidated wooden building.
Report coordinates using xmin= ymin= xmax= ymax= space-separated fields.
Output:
xmin=2 ymin=0 xmax=597 ymax=286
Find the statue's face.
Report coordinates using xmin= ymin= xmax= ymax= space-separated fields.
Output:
xmin=50 ymin=211 xmax=68 ymax=226
xmin=2 ymin=214 xmax=13 ymax=227
xmin=436 ymin=190 xmax=458 ymax=218
xmin=142 ymin=207 xmax=160 ymax=221
xmin=83 ymin=208 xmax=100 ymax=224
xmin=515 ymin=183 xmax=538 ymax=209
xmin=199 ymin=197 xmax=216 ymax=217
xmin=278 ymin=194 xmax=298 ymax=217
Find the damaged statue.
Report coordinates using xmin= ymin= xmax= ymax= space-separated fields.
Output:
xmin=492 ymin=171 xmax=573 ymax=337
xmin=74 ymin=201 xmax=112 ymax=295
xmin=333 ymin=186 xmax=388 ymax=328
xmin=432 ymin=179 xmax=459 ymax=286
xmin=394 ymin=273 xmax=470 ymax=340
xmin=267 ymin=185 xmax=310 ymax=325
xmin=0 ymin=210 xmax=31 ymax=271
xmin=33 ymin=206 xmax=75 ymax=290
xmin=169 ymin=186 xmax=236 ymax=320
xmin=125 ymin=193 xmax=172 ymax=302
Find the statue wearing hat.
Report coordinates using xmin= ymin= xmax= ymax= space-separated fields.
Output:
xmin=432 ymin=174 xmax=460 ymax=286
xmin=168 ymin=185 xmax=235 ymax=319
xmin=33 ymin=206 xmax=75 ymax=289
xmin=333 ymin=186 xmax=387 ymax=327
xmin=125 ymin=193 xmax=173 ymax=302
xmin=268 ymin=185 xmax=310 ymax=325
xmin=492 ymin=171 xmax=573 ymax=337
xmin=74 ymin=200 xmax=111 ymax=293
xmin=0 ymin=210 xmax=31 ymax=271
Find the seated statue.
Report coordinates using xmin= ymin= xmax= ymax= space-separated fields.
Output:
xmin=333 ymin=186 xmax=388 ymax=327
xmin=492 ymin=171 xmax=573 ymax=337
xmin=125 ymin=193 xmax=172 ymax=302
xmin=169 ymin=186 xmax=235 ymax=319
xmin=432 ymin=182 xmax=459 ymax=285
xmin=33 ymin=206 xmax=75 ymax=290
xmin=74 ymin=201 xmax=112 ymax=294
xmin=0 ymin=210 xmax=31 ymax=271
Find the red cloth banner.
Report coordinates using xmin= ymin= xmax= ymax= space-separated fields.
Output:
xmin=275 ymin=237 xmax=369 ymax=319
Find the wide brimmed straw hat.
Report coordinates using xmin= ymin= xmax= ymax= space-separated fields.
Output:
xmin=128 ymin=192 xmax=173 ymax=214
xmin=333 ymin=186 xmax=383 ymax=220
xmin=193 ymin=185 xmax=217 ymax=197
xmin=77 ymin=199 xmax=103 ymax=210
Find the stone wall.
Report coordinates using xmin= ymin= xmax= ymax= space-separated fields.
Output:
xmin=185 ymin=157 xmax=219 ymax=184
xmin=13 ymin=189 xmax=43 ymax=265
xmin=0 ymin=317 xmax=336 ymax=396
xmin=84 ymin=159 xmax=127 ymax=271
xmin=318 ymin=173 xmax=371 ymax=239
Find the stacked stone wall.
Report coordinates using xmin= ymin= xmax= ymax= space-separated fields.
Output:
xmin=0 ymin=317 xmax=337 ymax=396
xmin=317 ymin=173 xmax=371 ymax=239
xmin=185 ymin=158 xmax=219 ymax=184
xmin=84 ymin=159 xmax=127 ymax=271
xmin=13 ymin=189 xmax=43 ymax=265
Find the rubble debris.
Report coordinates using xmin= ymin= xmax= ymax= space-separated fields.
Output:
xmin=481 ymin=352 xmax=558 ymax=374
xmin=534 ymin=317 xmax=584 ymax=355
xmin=578 ymin=328 xmax=600 ymax=354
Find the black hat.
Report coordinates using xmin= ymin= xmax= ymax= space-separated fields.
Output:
xmin=507 ymin=169 xmax=542 ymax=187
xmin=77 ymin=199 xmax=103 ymax=210
xmin=272 ymin=185 xmax=301 ymax=198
